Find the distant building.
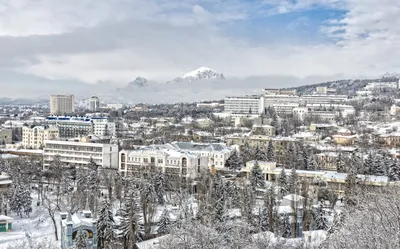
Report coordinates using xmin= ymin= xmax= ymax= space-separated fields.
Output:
xmin=22 ymin=125 xmax=59 ymax=149
xmin=0 ymin=129 xmax=12 ymax=145
xmin=390 ymin=104 xmax=400 ymax=116
xmin=242 ymin=160 xmax=277 ymax=180
xmin=262 ymin=89 xmax=297 ymax=96
xmin=50 ymin=95 xmax=75 ymax=115
xmin=43 ymin=140 xmax=118 ymax=169
xmin=88 ymin=96 xmax=100 ymax=112
xmin=252 ymin=124 xmax=276 ymax=136
xmin=45 ymin=116 xmax=116 ymax=138
xmin=224 ymin=95 xmax=261 ymax=114
xmin=106 ymin=103 xmax=123 ymax=110
xmin=60 ymin=211 xmax=97 ymax=249
xmin=316 ymin=86 xmax=336 ymax=94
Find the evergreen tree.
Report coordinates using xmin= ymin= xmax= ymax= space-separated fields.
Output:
xmin=307 ymin=152 xmax=318 ymax=171
xmin=22 ymin=188 xmax=32 ymax=217
xmin=259 ymin=207 xmax=269 ymax=231
xmin=315 ymin=202 xmax=329 ymax=230
xmin=154 ymin=172 xmax=166 ymax=205
xmin=389 ymin=159 xmax=400 ymax=181
xmin=97 ymin=199 xmax=115 ymax=249
xmin=250 ymin=161 xmax=265 ymax=188
xmin=120 ymin=196 xmax=138 ymax=249
xmin=277 ymin=168 xmax=288 ymax=197
xmin=241 ymin=142 xmax=252 ymax=162
xmin=283 ymin=143 xmax=296 ymax=168
xmin=296 ymin=144 xmax=307 ymax=170
xmin=10 ymin=184 xmax=23 ymax=217
xmin=336 ymin=153 xmax=346 ymax=173
xmin=276 ymin=213 xmax=291 ymax=238
xmin=266 ymin=140 xmax=276 ymax=162
xmin=363 ymin=153 xmax=375 ymax=175
xmin=226 ymin=150 xmax=242 ymax=171
xmin=287 ymin=168 xmax=298 ymax=194
xmin=344 ymin=170 xmax=357 ymax=206
xmin=74 ymin=226 xmax=88 ymax=249
xmin=157 ymin=208 xmax=171 ymax=235
xmin=253 ymin=146 xmax=267 ymax=161
xmin=214 ymin=197 xmax=225 ymax=223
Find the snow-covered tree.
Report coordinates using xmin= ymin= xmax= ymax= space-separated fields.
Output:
xmin=363 ymin=153 xmax=375 ymax=175
xmin=120 ymin=196 xmax=138 ymax=249
xmin=283 ymin=143 xmax=296 ymax=168
xmin=287 ymin=168 xmax=298 ymax=194
xmin=154 ymin=172 xmax=166 ymax=205
xmin=97 ymin=199 xmax=115 ymax=249
xmin=253 ymin=146 xmax=267 ymax=161
xmin=74 ymin=226 xmax=88 ymax=249
xmin=241 ymin=142 xmax=252 ymax=162
xmin=307 ymin=152 xmax=318 ymax=171
xmin=214 ymin=197 xmax=225 ymax=223
xmin=22 ymin=188 xmax=32 ymax=217
xmin=158 ymin=208 xmax=171 ymax=235
xmin=9 ymin=185 xmax=23 ymax=217
xmin=389 ymin=159 xmax=400 ymax=181
xmin=277 ymin=168 xmax=288 ymax=197
xmin=315 ymin=202 xmax=329 ymax=230
xmin=250 ymin=161 xmax=265 ymax=188
xmin=225 ymin=150 xmax=242 ymax=171
xmin=266 ymin=140 xmax=276 ymax=162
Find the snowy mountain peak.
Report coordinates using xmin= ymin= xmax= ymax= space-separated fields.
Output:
xmin=128 ymin=77 xmax=149 ymax=87
xmin=170 ymin=67 xmax=225 ymax=83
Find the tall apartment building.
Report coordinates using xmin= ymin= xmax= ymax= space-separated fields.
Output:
xmin=88 ymin=96 xmax=100 ymax=111
xmin=22 ymin=125 xmax=59 ymax=149
xmin=50 ymin=95 xmax=75 ymax=115
xmin=0 ymin=129 xmax=12 ymax=145
xmin=43 ymin=140 xmax=118 ymax=169
xmin=119 ymin=145 xmax=209 ymax=178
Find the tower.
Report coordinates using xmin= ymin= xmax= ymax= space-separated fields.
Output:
xmin=89 ymin=96 xmax=100 ymax=112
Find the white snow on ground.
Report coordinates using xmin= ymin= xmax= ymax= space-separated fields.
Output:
xmin=0 ymin=194 xmax=60 ymax=248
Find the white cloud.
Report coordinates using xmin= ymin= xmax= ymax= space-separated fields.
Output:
xmin=0 ymin=0 xmax=399 ymax=90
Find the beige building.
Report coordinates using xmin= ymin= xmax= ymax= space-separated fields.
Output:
xmin=242 ymin=160 xmax=277 ymax=180
xmin=22 ymin=125 xmax=59 ymax=149
xmin=50 ymin=95 xmax=75 ymax=115
xmin=0 ymin=129 xmax=12 ymax=145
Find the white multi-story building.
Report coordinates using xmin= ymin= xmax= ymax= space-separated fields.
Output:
xmin=272 ymin=103 xmax=300 ymax=114
xmin=224 ymin=95 xmax=261 ymax=114
xmin=43 ymin=140 xmax=119 ymax=169
xmin=119 ymin=145 xmax=209 ymax=178
xmin=45 ymin=116 xmax=116 ymax=138
xmin=50 ymin=95 xmax=75 ymax=115
xmin=91 ymin=118 xmax=116 ymax=137
xmin=169 ymin=141 xmax=232 ymax=169
xmin=293 ymin=107 xmax=309 ymax=121
xmin=22 ymin=125 xmax=59 ymax=149
xmin=262 ymin=94 xmax=300 ymax=108
xmin=88 ymin=96 xmax=100 ymax=111
xmin=300 ymin=95 xmax=348 ymax=105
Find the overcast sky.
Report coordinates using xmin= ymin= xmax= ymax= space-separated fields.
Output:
xmin=0 ymin=0 xmax=399 ymax=86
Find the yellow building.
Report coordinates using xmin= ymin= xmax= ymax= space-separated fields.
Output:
xmin=22 ymin=125 xmax=59 ymax=149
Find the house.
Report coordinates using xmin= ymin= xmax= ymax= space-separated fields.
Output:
xmin=332 ymin=133 xmax=357 ymax=145
xmin=60 ymin=211 xmax=97 ymax=249
xmin=0 ymin=215 xmax=13 ymax=232
xmin=252 ymin=124 xmax=276 ymax=136
xmin=379 ymin=133 xmax=400 ymax=147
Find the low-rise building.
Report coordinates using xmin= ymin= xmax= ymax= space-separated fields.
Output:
xmin=60 ymin=211 xmax=97 ymax=249
xmin=252 ymin=124 xmax=276 ymax=136
xmin=242 ymin=160 xmax=277 ymax=180
xmin=22 ymin=125 xmax=59 ymax=149
xmin=43 ymin=140 xmax=118 ymax=169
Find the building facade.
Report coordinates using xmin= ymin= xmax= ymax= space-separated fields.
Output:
xmin=0 ymin=129 xmax=12 ymax=145
xmin=22 ymin=125 xmax=59 ymax=149
xmin=43 ymin=140 xmax=118 ymax=169
xmin=119 ymin=145 xmax=209 ymax=178
xmin=46 ymin=116 xmax=116 ymax=138
xmin=224 ymin=95 xmax=261 ymax=114
xmin=50 ymin=95 xmax=75 ymax=115
xmin=60 ymin=212 xmax=97 ymax=249
xmin=88 ymin=96 xmax=100 ymax=112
